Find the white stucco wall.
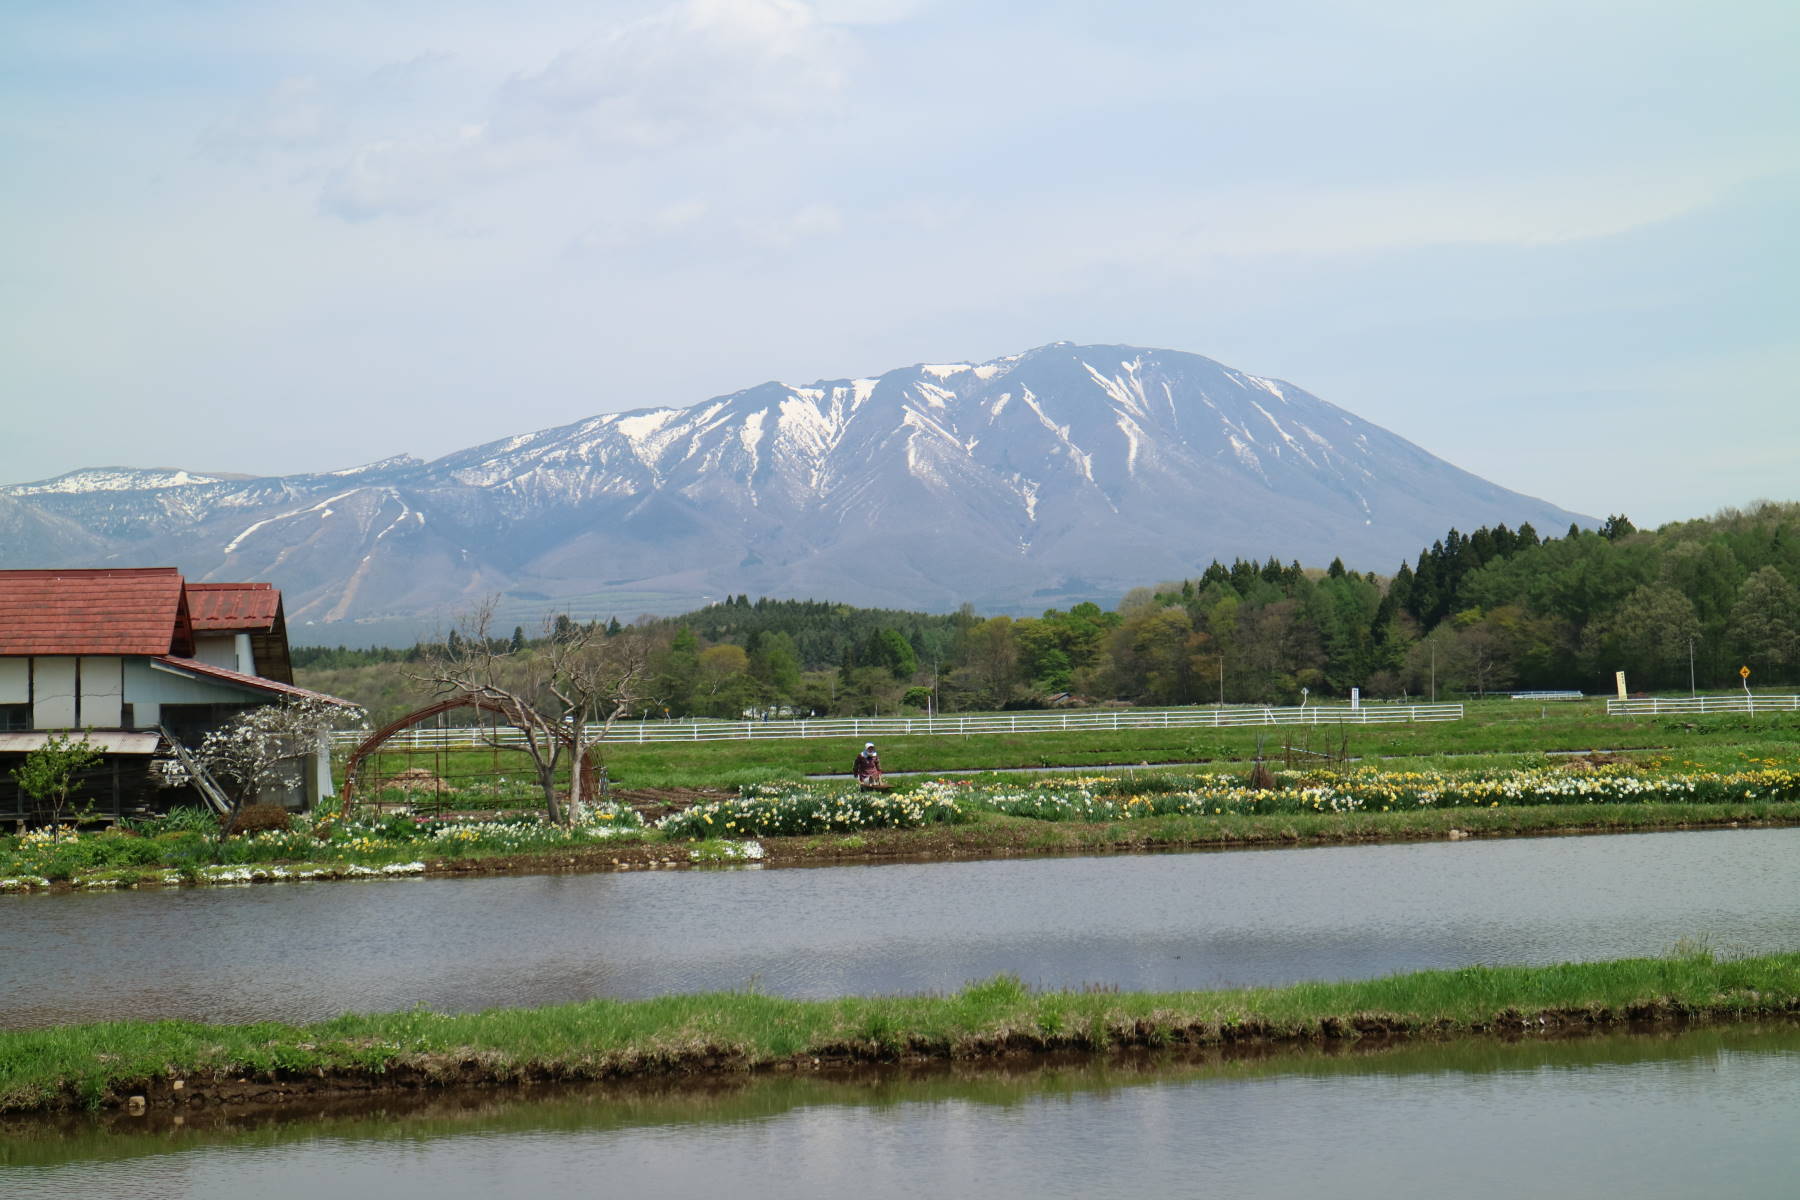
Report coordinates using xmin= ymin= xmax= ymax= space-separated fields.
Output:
xmin=192 ymin=635 xmax=239 ymax=671
xmin=32 ymin=657 xmax=77 ymax=728
xmin=122 ymin=658 xmax=264 ymax=727
xmin=0 ymin=659 xmax=27 ymax=705
xmin=79 ymin=656 xmax=123 ymax=727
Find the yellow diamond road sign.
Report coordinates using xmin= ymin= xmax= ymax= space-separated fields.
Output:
xmin=1740 ymin=665 xmax=1751 ymax=678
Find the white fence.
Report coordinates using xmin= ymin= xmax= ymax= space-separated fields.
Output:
xmin=331 ymin=703 xmax=1464 ymax=751
xmin=1607 ymin=695 xmax=1800 ymax=716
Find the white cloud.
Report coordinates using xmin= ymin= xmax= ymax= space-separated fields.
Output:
xmin=1087 ymin=167 xmax=1768 ymax=270
xmin=565 ymin=196 xmax=843 ymax=258
xmin=317 ymin=0 xmax=855 ymax=220
xmin=565 ymin=198 xmax=712 ymax=255
xmin=319 ymin=124 xmax=556 ymax=221
xmin=807 ymin=0 xmax=929 ymax=24
xmin=494 ymin=0 xmax=852 ymax=145
xmin=742 ymin=201 xmax=844 ymax=246
xmin=202 ymin=76 xmax=341 ymax=161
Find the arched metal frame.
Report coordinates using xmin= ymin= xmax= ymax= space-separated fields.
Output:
xmin=338 ymin=693 xmax=598 ymax=816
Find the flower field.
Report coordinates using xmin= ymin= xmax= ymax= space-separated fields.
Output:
xmin=0 ymin=803 xmax=644 ymax=890
xmin=655 ymin=762 xmax=1800 ymax=835
xmin=657 ymin=781 xmax=967 ymax=838
xmin=962 ymin=762 xmax=1800 ymax=821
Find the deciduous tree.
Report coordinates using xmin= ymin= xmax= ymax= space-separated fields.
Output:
xmin=419 ymin=600 xmax=653 ymax=824
xmin=11 ymin=733 xmax=101 ymax=836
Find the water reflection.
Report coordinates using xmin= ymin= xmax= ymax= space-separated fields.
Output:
xmin=4 ymin=1024 xmax=1798 ymax=1199
xmin=4 ymin=826 xmax=1799 ymax=1027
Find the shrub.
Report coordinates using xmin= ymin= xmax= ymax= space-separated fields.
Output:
xmin=230 ymin=804 xmax=292 ymax=835
xmin=87 ymin=831 xmax=164 ymax=868
xmin=150 ymin=831 xmax=214 ymax=867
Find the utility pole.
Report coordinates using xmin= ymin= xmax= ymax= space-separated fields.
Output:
xmin=1430 ymin=642 xmax=1436 ymax=703
xmin=1688 ymin=636 xmax=1696 ymax=697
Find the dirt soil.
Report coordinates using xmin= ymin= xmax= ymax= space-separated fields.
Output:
xmin=378 ymin=767 xmax=449 ymax=793
xmin=610 ymin=786 xmax=735 ymax=822
xmin=1562 ymin=752 xmax=1627 ymax=770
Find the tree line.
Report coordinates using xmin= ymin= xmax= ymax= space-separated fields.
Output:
xmin=294 ymin=501 xmax=1800 ymax=721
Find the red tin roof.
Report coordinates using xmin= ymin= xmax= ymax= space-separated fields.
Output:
xmin=186 ymin=582 xmax=282 ymax=631
xmin=0 ymin=568 xmax=194 ymax=656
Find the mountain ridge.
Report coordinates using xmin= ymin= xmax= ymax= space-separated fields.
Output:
xmin=1 ymin=343 xmax=1591 ymax=638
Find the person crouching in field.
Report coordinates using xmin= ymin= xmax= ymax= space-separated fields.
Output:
xmin=854 ymin=742 xmax=883 ymax=787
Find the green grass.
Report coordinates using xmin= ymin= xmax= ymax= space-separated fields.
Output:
xmin=4 ymin=950 xmax=1796 ymax=1113
xmin=340 ymin=701 xmax=1800 ymax=791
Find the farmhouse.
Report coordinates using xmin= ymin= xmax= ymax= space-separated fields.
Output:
xmin=0 ymin=567 xmax=351 ymax=824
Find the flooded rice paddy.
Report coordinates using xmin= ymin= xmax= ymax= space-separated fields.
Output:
xmin=4 ymin=826 xmax=1799 ymax=1027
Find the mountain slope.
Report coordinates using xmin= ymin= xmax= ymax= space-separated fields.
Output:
xmin=1 ymin=343 xmax=1589 ymax=635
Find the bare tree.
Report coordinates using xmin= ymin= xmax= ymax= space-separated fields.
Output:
xmin=417 ymin=600 xmax=654 ymax=824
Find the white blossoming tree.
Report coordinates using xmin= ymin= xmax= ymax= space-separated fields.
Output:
xmin=187 ymin=697 xmax=365 ymax=833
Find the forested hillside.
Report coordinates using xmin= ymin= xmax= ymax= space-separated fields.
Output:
xmin=295 ymin=502 xmax=1800 ymax=722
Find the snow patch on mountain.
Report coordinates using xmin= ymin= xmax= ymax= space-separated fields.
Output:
xmin=4 ymin=468 xmax=228 ymax=496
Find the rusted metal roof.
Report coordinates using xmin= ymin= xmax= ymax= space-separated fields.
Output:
xmin=0 ymin=568 xmax=194 ymax=656
xmin=151 ymin=656 xmax=357 ymax=707
xmin=186 ymin=582 xmax=282 ymax=631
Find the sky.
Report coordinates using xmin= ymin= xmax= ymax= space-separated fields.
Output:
xmin=3 ymin=0 xmax=1796 ymax=527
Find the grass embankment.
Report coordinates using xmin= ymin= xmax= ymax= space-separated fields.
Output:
xmin=5 ymin=951 xmax=1796 ymax=1115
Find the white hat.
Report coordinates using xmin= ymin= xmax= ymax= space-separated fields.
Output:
xmin=865 ymin=742 xmax=875 ymax=750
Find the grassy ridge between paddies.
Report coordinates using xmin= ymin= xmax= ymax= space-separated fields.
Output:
xmin=4 ymin=951 xmax=1798 ymax=1114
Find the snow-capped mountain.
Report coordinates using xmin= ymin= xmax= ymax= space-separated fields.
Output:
xmin=1 ymin=343 xmax=1588 ymax=637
